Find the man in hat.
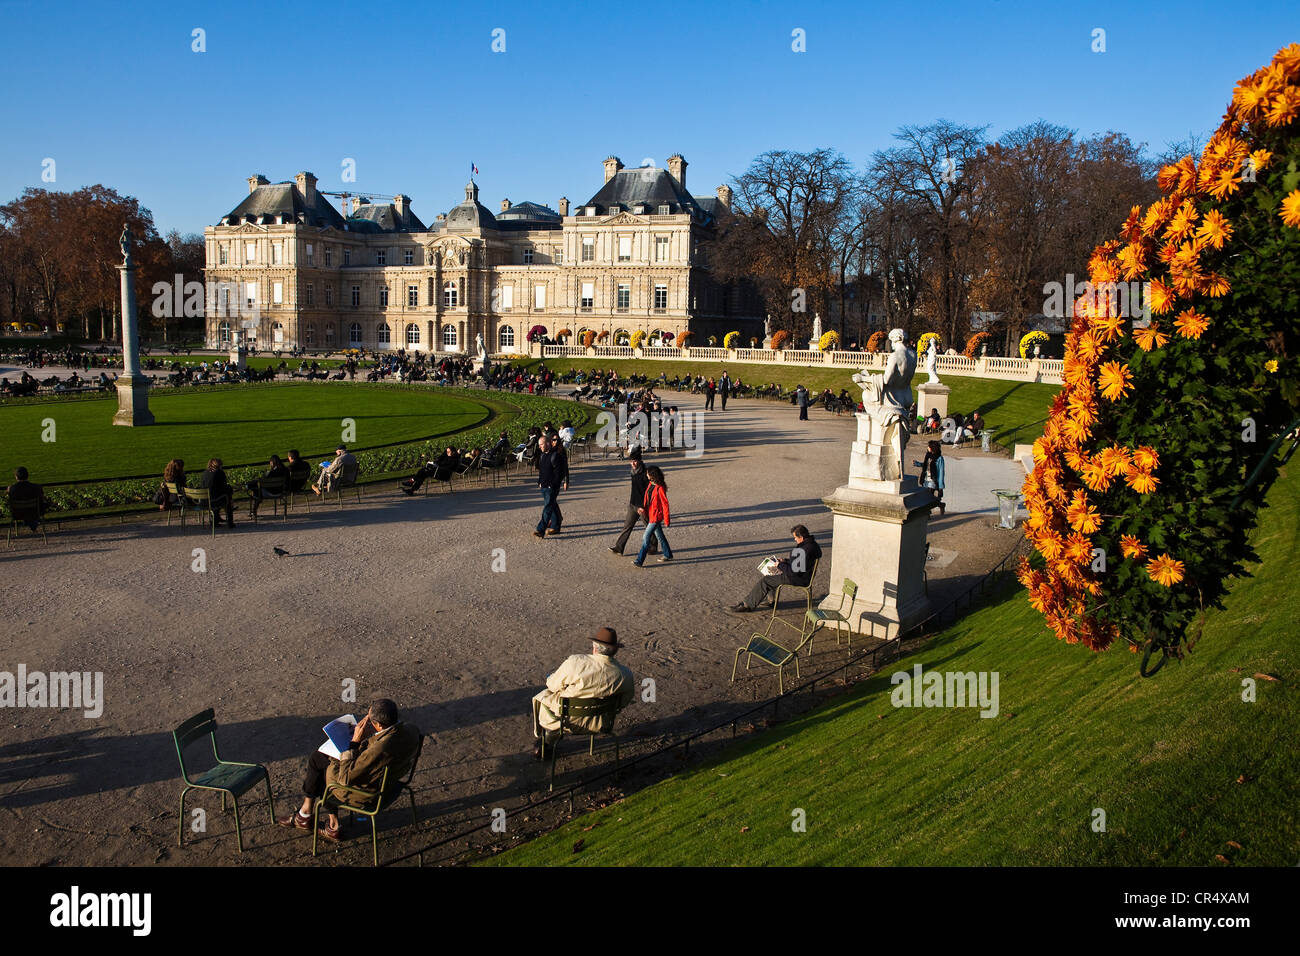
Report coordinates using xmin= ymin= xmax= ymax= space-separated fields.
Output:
xmin=531 ymin=627 xmax=634 ymax=758
xmin=609 ymin=447 xmax=658 ymax=556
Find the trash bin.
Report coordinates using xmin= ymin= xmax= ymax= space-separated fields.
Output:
xmin=980 ymin=430 xmax=991 ymax=453
xmin=992 ymin=489 xmax=1021 ymax=529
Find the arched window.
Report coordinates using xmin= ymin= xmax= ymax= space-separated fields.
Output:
xmin=443 ymin=281 xmax=458 ymax=308
xmin=614 ymin=328 xmax=630 ymax=346
xmin=442 ymin=324 xmax=458 ymax=348
xmin=498 ymin=326 xmax=515 ymax=350
xmin=218 ymin=321 xmax=231 ymax=344
xmin=405 ymin=323 xmax=420 ymax=346
xmin=304 ymin=323 xmax=315 ymax=345
xmin=325 ymin=324 xmax=335 ymax=344
xmin=349 ymin=322 xmax=362 ymax=345
xmin=272 ymin=321 xmax=284 ymax=344
xmin=377 ymin=323 xmax=390 ymax=346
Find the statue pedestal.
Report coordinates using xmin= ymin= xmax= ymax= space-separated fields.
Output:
xmin=112 ymin=375 xmax=155 ymax=426
xmin=917 ymin=381 xmax=950 ymax=419
xmin=229 ymin=346 xmax=247 ymax=371
xmin=822 ymin=479 xmax=933 ymax=641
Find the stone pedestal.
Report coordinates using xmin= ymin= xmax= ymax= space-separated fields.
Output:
xmin=821 ymin=410 xmax=933 ymax=639
xmin=229 ymin=345 xmax=247 ymax=371
xmin=113 ymin=374 xmax=155 ymax=426
xmin=916 ymin=381 xmax=950 ymax=419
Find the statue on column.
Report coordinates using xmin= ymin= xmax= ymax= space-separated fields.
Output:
xmin=924 ymin=337 xmax=940 ymax=384
xmin=851 ymin=328 xmax=917 ymax=481
xmin=475 ymin=331 xmax=487 ymax=362
xmin=119 ymin=224 xmax=134 ymax=266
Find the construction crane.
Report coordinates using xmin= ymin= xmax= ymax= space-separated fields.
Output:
xmin=319 ymin=189 xmax=393 ymax=217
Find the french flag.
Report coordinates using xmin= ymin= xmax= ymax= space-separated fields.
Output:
xmin=471 ymin=162 xmax=479 ymax=176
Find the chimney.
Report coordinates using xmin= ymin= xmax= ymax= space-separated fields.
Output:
xmin=247 ymin=174 xmax=269 ymax=194
xmin=351 ymin=196 xmax=367 ymax=214
xmin=558 ymin=197 xmax=570 ymax=217
xmin=295 ymin=171 xmax=317 ymax=207
xmin=602 ymin=155 xmax=624 ymax=183
xmin=716 ymin=184 xmax=733 ymax=210
xmin=500 ymin=197 xmax=511 ymax=213
xmin=436 ymin=213 xmax=446 ymax=222
xmin=667 ymin=154 xmax=687 ymax=189
xmin=393 ymin=194 xmax=410 ymax=220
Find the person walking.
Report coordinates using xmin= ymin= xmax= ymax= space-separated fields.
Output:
xmin=705 ymin=377 xmax=717 ymax=411
xmin=533 ymin=432 xmax=569 ymax=537
xmin=633 ymin=466 xmax=673 ymax=566
xmin=796 ymin=384 xmax=810 ymax=421
xmin=719 ymin=371 xmax=731 ymax=410
xmin=917 ymin=440 xmax=946 ymax=515
xmin=610 ymin=449 xmax=658 ymax=556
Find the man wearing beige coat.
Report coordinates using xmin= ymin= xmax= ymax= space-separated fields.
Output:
xmin=531 ymin=627 xmax=634 ymax=758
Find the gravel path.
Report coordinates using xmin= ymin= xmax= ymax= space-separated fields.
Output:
xmin=0 ymin=389 xmax=1026 ymax=866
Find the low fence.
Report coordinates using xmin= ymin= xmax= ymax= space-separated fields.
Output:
xmin=537 ymin=344 xmax=1063 ymax=385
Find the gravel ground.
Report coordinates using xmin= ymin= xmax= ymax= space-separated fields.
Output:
xmin=0 ymin=389 xmax=1026 ymax=866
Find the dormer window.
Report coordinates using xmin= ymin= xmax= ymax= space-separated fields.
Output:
xmin=608 ymin=204 xmax=620 ymax=214
xmin=658 ymin=204 xmax=671 ymax=216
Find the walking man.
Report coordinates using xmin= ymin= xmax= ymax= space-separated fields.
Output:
xmin=705 ymin=377 xmax=717 ymax=410
xmin=796 ymin=384 xmax=810 ymax=421
xmin=609 ymin=448 xmax=658 ymax=556
xmin=719 ymin=371 xmax=731 ymax=410
xmin=534 ymin=432 xmax=568 ymax=537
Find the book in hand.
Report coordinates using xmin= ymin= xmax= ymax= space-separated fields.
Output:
xmin=757 ymin=556 xmax=782 ymax=576
xmin=318 ymin=714 xmax=357 ymax=759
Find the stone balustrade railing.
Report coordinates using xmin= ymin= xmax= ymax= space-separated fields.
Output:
xmin=534 ymin=343 xmax=1063 ymax=385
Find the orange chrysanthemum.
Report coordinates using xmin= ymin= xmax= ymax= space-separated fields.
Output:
xmin=1202 ymin=272 xmax=1231 ymax=297
xmin=1133 ymin=322 xmax=1169 ymax=351
xmin=1097 ymin=360 xmax=1133 ymax=401
xmin=1209 ymin=164 xmax=1242 ymax=200
xmin=1173 ymin=307 xmax=1210 ymax=339
xmin=1194 ymin=209 xmax=1233 ymax=249
xmin=1274 ymin=42 xmax=1300 ymax=79
xmin=1125 ymin=467 xmax=1160 ymax=494
xmin=1265 ymin=85 xmax=1300 ymax=127
xmin=1119 ymin=535 xmax=1148 ymax=561
xmin=1146 ymin=553 xmax=1186 ymax=587
xmin=1281 ymin=189 xmax=1300 ymax=229
xmin=1131 ymin=446 xmax=1159 ymax=471
xmin=1147 ymin=278 xmax=1176 ymax=314
xmin=1066 ymin=492 xmax=1102 ymax=534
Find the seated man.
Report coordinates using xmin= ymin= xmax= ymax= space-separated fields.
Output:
xmin=277 ymin=698 xmax=421 ymax=841
xmin=401 ymin=446 xmax=460 ymax=495
xmin=486 ymin=430 xmax=511 ymax=466
xmin=313 ymin=445 xmax=358 ymax=495
xmin=6 ymin=467 xmax=52 ymax=531
xmin=725 ymin=524 xmax=823 ymax=613
xmin=531 ymin=627 xmax=634 ymax=759
xmin=285 ymin=449 xmax=311 ymax=493
xmin=194 ymin=457 xmax=235 ymax=529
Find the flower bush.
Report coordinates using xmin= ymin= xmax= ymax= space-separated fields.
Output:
xmin=580 ymin=330 xmax=595 ymax=348
xmin=723 ymin=330 xmax=740 ymax=349
xmin=1019 ymin=330 xmax=1050 ymax=358
xmin=630 ymin=330 xmax=647 ymax=349
xmin=866 ymin=330 xmax=887 ymax=352
xmin=677 ymin=331 xmax=694 ymax=348
xmin=817 ymin=330 xmax=840 ymax=351
xmin=557 ymin=328 xmax=572 ymax=340
xmin=1019 ymin=44 xmax=1300 ymax=663
xmin=527 ymin=324 xmax=547 ymax=343
xmin=595 ymin=330 xmax=609 ymax=343
xmin=917 ymin=332 xmax=941 ymax=356
xmin=964 ymin=331 xmax=992 ymax=358
xmin=770 ymin=329 xmax=790 ymax=350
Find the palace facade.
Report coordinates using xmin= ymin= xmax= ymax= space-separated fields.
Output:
xmin=202 ymin=155 xmax=762 ymax=354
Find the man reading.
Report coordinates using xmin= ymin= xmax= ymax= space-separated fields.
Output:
xmin=531 ymin=627 xmax=633 ymax=758
xmin=726 ymin=524 xmax=823 ymax=613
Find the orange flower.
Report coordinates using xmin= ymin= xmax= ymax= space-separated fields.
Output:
xmin=1174 ymin=307 xmax=1210 ymax=339
xmin=1282 ymin=189 xmax=1300 ymax=229
xmin=1163 ymin=201 xmax=1199 ymax=242
xmin=1066 ymin=491 xmax=1102 ymax=534
xmin=1147 ymin=278 xmax=1176 ymax=314
xmin=1120 ymin=535 xmax=1148 ymax=560
xmin=1156 ymin=163 xmax=1181 ymax=192
xmin=1146 ymin=553 xmax=1186 ymax=587
xmin=1037 ymin=530 xmax=1065 ymax=561
xmin=1131 ymin=446 xmax=1159 ymax=471
xmin=1209 ymin=164 xmax=1241 ymax=200
xmin=1248 ymin=148 xmax=1272 ymax=175
xmin=1274 ymin=42 xmax=1300 ymax=79
xmin=1117 ymin=242 xmax=1147 ymax=280
xmin=1075 ymin=330 xmax=1104 ymax=363
xmin=1134 ymin=322 xmax=1169 ymax=351
xmin=1202 ymin=272 xmax=1231 ymax=297
xmin=1092 ymin=313 xmax=1126 ymax=343
xmin=1194 ymin=209 xmax=1233 ymax=249
xmin=1125 ymin=467 xmax=1160 ymax=494
xmin=1097 ymin=444 xmax=1132 ymax=477
xmin=1265 ymin=86 xmax=1300 ymax=127
xmin=1065 ymin=533 xmax=1094 ymax=566
xmin=1097 ymin=360 xmax=1133 ymax=401
xmin=1232 ymin=79 xmax=1272 ymax=119
xmin=1141 ymin=198 xmax=1172 ymax=237
xmin=1079 ymin=462 xmax=1113 ymax=492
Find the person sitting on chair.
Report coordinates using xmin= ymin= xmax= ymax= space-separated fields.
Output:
xmin=285 ymin=449 xmax=311 ymax=493
xmin=726 ymin=524 xmax=823 ymax=613
xmin=6 ymin=467 xmax=52 ymax=531
xmin=401 ymin=446 xmax=460 ymax=495
xmin=487 ymin=430 xmax=511 ymax=465
xmin=277 ymin=698 xmax=422 ymax=841
xmin=313 ymin=445 xmax=357 ymax=495
xmin=245 ymin=454 xmax=290 ymax=517
xmin=530 ymin=627 xmax=634 ymax=759
xmin=195 ymin=458 xmax=235 ymax=529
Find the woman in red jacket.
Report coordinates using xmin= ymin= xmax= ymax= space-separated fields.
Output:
xmin=633 ymin=466 xmax=674 ymax=566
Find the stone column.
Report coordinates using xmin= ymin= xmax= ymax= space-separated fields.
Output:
xmin=113 ymin=225 xmax=154 ymax=426
xmin=916 ymin=381 xmax=950 ymax=419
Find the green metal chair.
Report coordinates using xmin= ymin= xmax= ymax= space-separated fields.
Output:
xmin=6 ymin=493 xmax=48 ymax=549
xmin=162 ymin=481 xmax=186 ymax=528
xmin=772 ymin=556 xmax=821 ymax=624
xmin=804 ymin=577 xmax=859 ymax=654
xmin=249 ymin=473 xmax=289 ymax=523
xmin=287 ymin=461 xmax=312 ymax=514
xmin=731 ymin=629 xmax=801 ymax=695
xmin=172 ymin=708 xmax=276 ymax=853
xmin=323 ymin=462 xmax=362 ymax=510
xmin=312 ymin=735 xmax=423 ymax=866
xmin=539 ymin=696 xmax=622 ymax=791
xmin=181 ymin=487 xmax=219 ymax=538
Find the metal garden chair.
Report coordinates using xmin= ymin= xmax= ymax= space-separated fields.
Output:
xmin=312 ymin=735 xmax=423 ymax=867
xmin=172 ymin=708 xmax=276 ymax=854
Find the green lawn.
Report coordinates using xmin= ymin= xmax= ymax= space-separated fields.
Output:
xmin=487 ymin=466 xmax=1299 ymax=867
xmin=2 ymin=383 xmax=490 ymax=483
xmin=515 ymin=357 xmax=1058 ymax=448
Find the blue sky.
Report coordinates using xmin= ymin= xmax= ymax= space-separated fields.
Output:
xmin=0 ymin=0 xmax=1295 ymax=235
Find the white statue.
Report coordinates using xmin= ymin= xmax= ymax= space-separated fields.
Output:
xmin=475 ymin=332 xmax=487 ymax=360
xmin=924 ymin=338 xmax=940 ymax=384
xmin=812 ymin=313 xmax=822 ymax=341
xmin=850 ymin=329 xmax=917 ymax=482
